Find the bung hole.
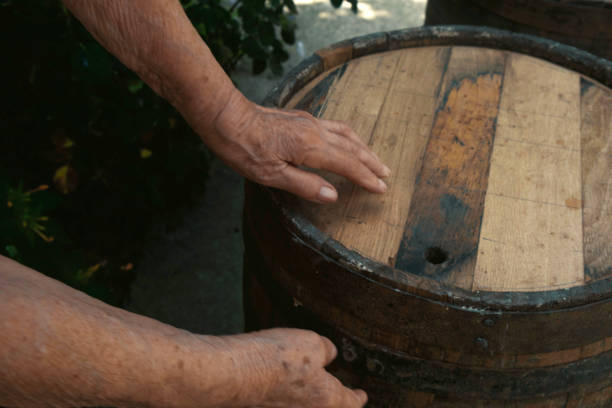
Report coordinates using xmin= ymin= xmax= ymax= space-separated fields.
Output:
xmin=424 ymin=247 xmax=448 ymax=265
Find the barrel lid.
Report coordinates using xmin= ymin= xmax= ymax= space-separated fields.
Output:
xmin=268 ymin=27 xmax=612 ymax=302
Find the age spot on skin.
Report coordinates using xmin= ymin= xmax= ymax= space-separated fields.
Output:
xmin=282 ymin=361 xmax=290 ymax=371
xmin=177 ymin=360 xmax=184 ymax=369
xmin=302 ymin=357 xmax=311 ymax=365
xmin=293 ymin=379 xmax=306 ymax=388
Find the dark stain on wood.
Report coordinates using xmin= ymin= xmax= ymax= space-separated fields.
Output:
xmin=293 ymin=62 xmax=348 ymax=117
xmin=248 ymin=27 xmax=612 ymax=407
xmin=581 ymin=77 xmax=595 ymax=96
xmin=395 ymin=70 xmax=505 ymax=280
xmin=581 ymin=77 xmax=612 ymax=283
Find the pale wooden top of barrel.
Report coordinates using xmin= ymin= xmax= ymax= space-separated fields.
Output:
xmin=284 ymin=46 xmax=612 ymax=293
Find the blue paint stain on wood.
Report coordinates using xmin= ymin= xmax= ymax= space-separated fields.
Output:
xmin=394 ymin=55 xmax=506 ymax=282
xmin=580 ymin=77 xmax=595 ymax=96
xmin=440 ymin=193 xmax=470 ymax=221
xmin=294 ymin=62 xmax=348 ymax=117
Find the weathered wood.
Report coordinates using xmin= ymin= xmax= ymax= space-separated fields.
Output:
xmin=245 ymin=27 xmax=612 ymax=407
xmin=473 ymin=53 xmax=584 ymax=292
xmin=581 ymin=79 xmax=612 ymax=282
xmin=315 ymin=40 xmax=353 ymax=71
xmin=316 ymin=47 xmax=447 ymax=266
xmin=425 ymin=0 xmax=612 ymax=60
xmin=288 ymin=51 xmax=403 ymax=258
xmin=395 ymin=47 xmax=504 ymax=284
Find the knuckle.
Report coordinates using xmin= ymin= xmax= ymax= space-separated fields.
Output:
xmin=337 ymin=121 xmax=352 ymax=133
xmin=250 ymin=161 xmax=287 ymax=186
xmin=356 ymin=147 xmax=370 ymax=162
xmin=316 ymin=377 xmax=344 ymax=407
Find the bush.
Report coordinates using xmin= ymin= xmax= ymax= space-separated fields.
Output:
xmin=0 ymin=0 xmax=357 ymax=305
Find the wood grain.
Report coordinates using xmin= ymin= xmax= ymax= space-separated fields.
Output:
xmin=581 ymin=79 xmax=612 ymax=282
xmin=290 ymin=48 xmax=450 ymax=266
xmin=333 ymin=47 xmax=449 ymax=266
xmin=473 ymin=53 xmax=584 ymax=292
xmin=285 ymin=46 xmax=611 ymax=294
xmin=248 ymin=30 xmax=612 ymax=406
xmin=291 ymin=51 xmax=402 ymax=237
xmin=285 ymin=63 xmax=349 ymax=115
xmin=394 ymin=47 xmax=505 ymax=287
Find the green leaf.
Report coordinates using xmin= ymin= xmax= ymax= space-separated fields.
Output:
xmin=273 ymin=46 xmax=290 ymax=62
xmin=181 ymin=0 xmax=199 ymax=10
xmin=259 ymin=22 xmax=276 ymax=46
xmin=330 ymin=0 xmax=343 ymax=8
xmin=252 ymin=58 xmax=267 ymax=74
xmin=4 ymin=245 xmax=18 ymax=259
xmin=348 ymin=0 xmax=358 ymax=13
xmin=283 ymin=0 xmax=297 ymax=13
xmin=196 ymin=22 xmax=207 ymax=36
xmin=269 ymin=58 xmax=283 ymax=76
xmin=71 ymin=42 xmax=114 ymax=83
xmin=128 ymin=80 xmax=144 ymax=94
xmin=243 ymin=36 xmax=266 ymax=58
xmin=281 ymin=28 xmax=295 ymax=45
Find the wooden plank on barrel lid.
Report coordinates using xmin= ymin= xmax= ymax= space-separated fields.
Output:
xmin=473 ymin=53 xmax=584 ymax=292
xmin=394 ymin=47 xmax=506 ymax=290
xmin=288 ymin=50 xmax=404 ymax=236
xmin=330 ymin=47 xmax=451 ymax=266
xmin=284 ymin=62 xmax=350 ymax=114
xmin=581 ymin=79 xmax=612 ymax=282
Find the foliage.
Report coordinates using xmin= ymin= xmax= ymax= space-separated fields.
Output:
xmin=0 ymin=0 xmax=358 ymax=305
xmin=0 ymin=0 xmax=212 ymax=305
xmin=0 ymin=178 xmax=133 ymax=304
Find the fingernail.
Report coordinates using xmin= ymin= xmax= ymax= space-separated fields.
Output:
xmin=378 ymin=178 xmax=387 ymax=192
xmin=382 ymin=165 xmax=391 ymax=178
xmin=319 ymin=186 xmax=337 ymax=202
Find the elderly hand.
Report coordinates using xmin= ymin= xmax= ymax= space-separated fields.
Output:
xmin=219 ymin=328 xmax=367 ymax=408
xmin=202 ymin=91 xmax=390 ymax=203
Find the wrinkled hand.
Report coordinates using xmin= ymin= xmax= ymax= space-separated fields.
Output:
xmin=223 ymin=328 xmax=367 ymax=408
xmin=207 ymin=93 xmax=390 ymax=203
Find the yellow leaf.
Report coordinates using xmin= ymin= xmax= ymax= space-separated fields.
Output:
xmin=26 ymin=184 xmax=49 ymax=194
xmin=140 ymin=148 xmax=152 ymax=159
xmin=53 ymin=165 xmax=79 ymax=194
xmin=80 ymin=260 xmax=107 ymax=281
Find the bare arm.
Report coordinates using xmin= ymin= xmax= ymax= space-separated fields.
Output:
xmin=62 ymin=0 xmax=389 ymax=203
xmin=0 ymin=254 xmax=237 ymax=407
xmin=0 ymin=255 xmax=366 ymax=407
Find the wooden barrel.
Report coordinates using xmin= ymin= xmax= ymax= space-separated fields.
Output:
xmin=425 ymin=0 xmax=612 ymax=61
xmin=243 ymin=26 xmax=612 ymax=407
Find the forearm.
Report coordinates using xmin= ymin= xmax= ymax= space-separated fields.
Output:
xmin=61 ymin=0 xmax=246 ymax=136
xmin=0 ymin=255 xmax=239 ymax=408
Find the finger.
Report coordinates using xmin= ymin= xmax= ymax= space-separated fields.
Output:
xmin=319 ymin=120 xmax=369 ymax=149
xmin=325 ymin=131 xmax=391 ymax=179
xmin=271 ymin=165 xmax=338 ymax=203
xmin=320 ymin=120 xmax=391 ymax=178
xmin=319 ymin=336 xmax=338 ymax=366
xmin=353 ymin=389 xmax=368 ymax=407
xmin=319 ymin=374 xmax=368 ymax=408
xmin=303 ymin=143 xmax=387 ymax=194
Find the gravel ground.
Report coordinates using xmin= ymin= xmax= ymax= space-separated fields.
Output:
xmin=125 ymin=0 xmax=425 ymax=335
